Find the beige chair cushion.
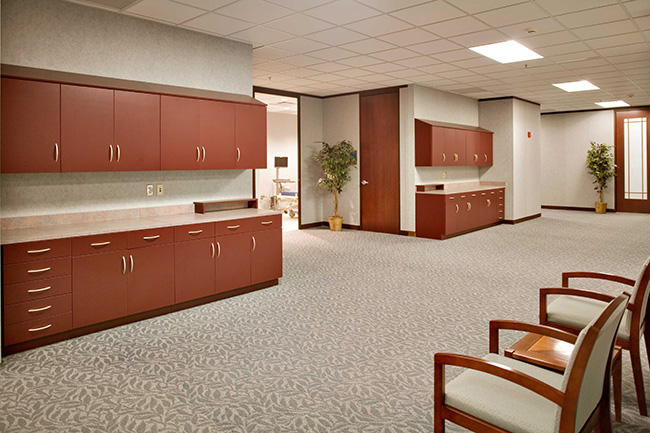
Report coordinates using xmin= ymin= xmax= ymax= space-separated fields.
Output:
xmin=546 ymin=295 xmax=631 ymax=341
xmin=444 ymin=353 xmax=563 ymax=433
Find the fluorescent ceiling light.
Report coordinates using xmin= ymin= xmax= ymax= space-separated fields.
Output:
xmin=469 ymin=40 xmax=543 ymax=64
xmin=552 ymin=80 xmax=599 ymax=92
xmin=595 ymin=100 xmax=630 ymax=108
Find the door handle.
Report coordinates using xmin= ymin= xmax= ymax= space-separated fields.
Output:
xmin=202 ymin=147 xmax=206 ymax=162
xmin=130 ymin=255 xmax=134 ymax=273
xmin=54 ymin=143 xmax=59 ymax=162
xmin=236 ymin=147 xmax=241 ymax=162
xmin=116 ymin=144 xmax=121 ymax=162
xmin=361 ymin=180 xmax=369 ymax=185
xmin=485 ymin=154 xmax=488 ymax=162
xmin=487 ymin=199 xmax=491 ymax=207
xmin=252 ymin=236 xmax=256 ymax=252
xmin=109 ymin=145 xmax=114 ymax=162
xmin=196 ymin=147 xmax=201 ymax=162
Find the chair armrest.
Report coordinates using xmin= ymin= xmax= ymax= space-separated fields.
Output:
xmin=489 ymin=320 xmax=577 ymax=354
xmin=562 ymin=272 xmax=635 ymax=288
xmin=434 ymin=353 xmax=564 ymax=407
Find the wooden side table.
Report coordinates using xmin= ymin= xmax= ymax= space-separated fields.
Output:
xmin=506 ymin=333 xmax=622 ymax=422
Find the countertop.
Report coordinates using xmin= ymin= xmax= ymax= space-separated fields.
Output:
xmin=1 ymin=208 xmax=281 ymax=245
xmin=416 ymin=185 xmax=505 ymax=196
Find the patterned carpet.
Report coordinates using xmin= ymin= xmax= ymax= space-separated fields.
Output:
xmin=1 ymin=209 xmax=649 ymax=432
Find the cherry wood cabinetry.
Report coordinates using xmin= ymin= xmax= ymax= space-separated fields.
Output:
xmin=114 ymin=90 xmax=161 ymax=171
xmin=415 ymin=119 xmax=493 ymax=167
xmin=215 ymin=233 xmax=251 ymax=293
xmin=251 ymin=228 xmax=282 ymax=285
xmin=175 ymin=237 xmax=216 ymax=303
xmin=1 ymin=78 xmax=61 ymax=173
xmin=201 ymin=99 xmax=236 ymax=170
xmin=235 ymin=104 xmax=267 ymax=169
xmin=161 ymin=95 xmax=201 ymax=170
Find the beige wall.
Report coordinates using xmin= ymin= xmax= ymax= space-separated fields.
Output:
xmin=513 ymin=99 xmax=541 ymax=219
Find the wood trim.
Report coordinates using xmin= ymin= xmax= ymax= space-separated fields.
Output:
xmin=324 ymin=85 xmax=405 ymax=99
xmin=438 ymin=221 xmax=503 ymax=240
xmin=415 ymin=118 xmax=492 ymax=133
xmin=342 ymin=223 xmax=361 ymax=230
xmin=1 ymin=279 xmax=278 ymax=356
xmin=479 ymin=95 xmax=541 ymax=107
xmin=542 ymin=205 xmax=616 ymax=212
xmin=502 ymin=213 xmax=541 ymax=225
xmin=541 ymin=105 xmax=650 ymax=116
xmin=300 ymin=222 xmax=328 ymax=229
xmin=253 ymin=86 xmax=304 ymax=100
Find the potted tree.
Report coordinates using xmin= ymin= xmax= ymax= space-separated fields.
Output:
xmin=586 ymin=141 xmax=616 ymax=214
xmin=314 ymin=140 xmax=357 ymax=231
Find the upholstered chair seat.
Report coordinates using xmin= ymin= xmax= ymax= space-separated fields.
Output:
xmin=546 ymin=296 xmax=632 ymax=341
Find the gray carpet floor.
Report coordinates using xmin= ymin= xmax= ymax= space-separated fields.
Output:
xmin=1 ymin=209 xmax=649 ymax=432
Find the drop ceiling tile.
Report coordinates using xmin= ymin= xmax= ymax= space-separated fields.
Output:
xmin=265 ymin=13 xmax=335 ymax=35
xmin=533 ymin=0 xmax=618 ymax=15
xmin=308 ymin=46 xmax=357 ymax=61
xmin=474 ymin=2 xmax=548 ymax=27
xmin=519 ymin=31 xmax=579 ymax=49
xmin=608 ymin=52 xmax=650 ymax=64
xmin=535 ymin=41 xmax=592 ymax=56
xmin=410 ymin=74 xmax=439 ymax=83
xmin=390 ymin=2 xmax=465 ymax=27
xmin=280 ymin=54 xmax=322 ymax=67
xmin=436 ymin=69 xmax=478 ymax=79
xmin=377 ymin=78 xmax=410 ymax=86
xmin=586 ymin=33 xmax=645 ymax=49
xmin=385 ymin=68 xmax=430 ymax=79
xmin=309 ymin=73 xmax=350 ymax=82
xmin=76 ymin=0 xmax=145 ymax=10
xmin=230 ymin=26 xmax=294 ymax=44
xmin=452 ymin=57 xmax=499 ymax=68
xmin=431 ymin=49 xmax=480 ymax=62
xmin=335 ymin=68 xmax=374 ymax=78
xmin=216 ymin=0 xmax=292 ymax=24
xmin=596 ymin=43 xmax=649 ymax=57
xmin=176 ymin=0 xmax=237 ymax=10
xmin=270 ymin=37 xmax=329 ymax=53
xmin=377 ymin=28 xmax=438 ymax=46
xmin=289 ymin=78 xmax=322 ymax=86
xmin=408 ymin=39 xmax=463 ymax=55
xmin=360 ymin=73 xmax=394 ymax=82
xmin=183 ymin=11 xmax=253 ymax=34
xmin=363 ymin=63 xmax=406 ymax=73
xmin=331 ymin=78 xmax=366 ymax=86
xmin=262 ymin=72 xmax=295 ymax=82
xmin=252 ymin=46 xmax=293 ymax=60
xmin=471 ymin=64 xmax=513 ymax=74
xmin=309 ymin=62 xmax=350 ymax=72
xmin=555 ymin=5 xmax=628 ymax=28
xmin=572 ymin=20 xmax=639 ymax=40
xmin=255 ymin=61 xmax=294 ymax=72
xmin=448 ymin=29 xmax=509 ymax=48
xmin=422 ymin=16 xmax=490 ymax=38
xmin=282 ymin=67 xmax=322 ymax=77
xmin=547 ymin=51 xmax=600 ymax=64
xmin=345 ymin=15 xmax=414 ymax=37
xmin=638 ymin=16 xmax=650 ymax=30
xmin=497 ymin=18 xmax=564 ymax=39
xmin=395 ymin=56 xmax=441 ymax=68
xmin=125 ymin=0 xmax=205 ymax=23
xmin=558 ymin=58 xmax=609 ymax=70
xmin=625 ymin=0 xmax=650 ymax=17
xmin=416 ymin=63 xmax=460 ymax=74
xmin=305 ymin=0 xmax=381 ymax=25
xmin=617 ymin=60 xmax=650 ymax=71
xmin=340 ymin=38 xmax=396 ymax=54
xmin=264 ymin=0 xmax=332 ymax=12
xmin=306 ymin=27 xmax=368 ymax=45
xmin=370 ymin=48 xmax=419 ymax=61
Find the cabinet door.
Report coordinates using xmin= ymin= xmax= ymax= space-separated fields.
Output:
xmin=466 ymin=130 xmax=481 ymax=166
xmin=174 ymin=238 xmax=216 ymax=303
xmin=235 ymin=104 xmax=267 ymax=169
xmin=458 ymin=195 xmax=479 ymax=232
xmin=445 ymin=201 xmax=459 ymax=235
xmin=480 ymin=132 xmax=493 ymax=166
xmin=251 ymin=228 xmax=282 ymax=285
xmin=216 ymin=233 xmax=251 ymax=293
xmin=73 ymin=251 xmax=128 ymax=328
xmin=432 ymin=126 xmax=447 ymax=166
xmin=115 ymin=90 xmax=161 ymax=171
xmin=478 ymin=192 xmax=492 ymax=226
xmin=452 ymin=129 xmax=467 ymax=165
xmin=161 ymin=95 xmax=201 ymax=170
xmin=201 ymin=100 xmax=236 ymax=169
xmin=61 ymin=85 xmax=114 ymax=172
xmin=1 ymin=78 xmax=61 ymax=173
xmin=127 ymin=244 xmax=175 ymax=315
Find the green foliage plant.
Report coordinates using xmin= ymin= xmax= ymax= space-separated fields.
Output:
xmin=586 ymin=141 xmax=617 ymax=203
xmin=313 ymin=140 xmax=357 ymax=217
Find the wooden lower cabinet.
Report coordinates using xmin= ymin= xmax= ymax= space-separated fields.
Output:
xmin=216 ymin=233 xmax=251 ymax=293
xmin=174 ymin=238 xmax=216 ymax=303
xmin=127 ymin=244 xmax=175 ymax=315
xmin=251 ymin=228 xmax=283 ymax=285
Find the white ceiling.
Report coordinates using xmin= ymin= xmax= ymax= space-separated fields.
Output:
xmin=67 ymin=0 xmax=650 ymax=112
xmin=254 ymin=92 xmax=298 ymax=114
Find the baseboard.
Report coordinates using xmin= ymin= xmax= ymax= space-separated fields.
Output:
xmin=342 ymin=223 xmax=361 ymax=230
xmin=541 ymin=205 xmax=616 ymax=213
xmin=503 ymin=213 xmax=542 ymax=225
xmin=300 ymin=221 xmax=328 ymax=229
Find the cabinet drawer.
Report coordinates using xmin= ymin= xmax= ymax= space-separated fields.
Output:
xmin=4 ymin=312 xmax=72 ymax=346
xmin=3 ymin=238 xmax=71 ymax=265
xmin=4 ymin=294 xmax=72 ymax=326
xmin=4 ymin=275 xmax=72 ymax=306
xmin=217 ymin=215 xmax=281 ymax=235
xmin=128 ymin=227 xmax=174 ymax=249
xmin=72 ymin=232 xmax=127 ymax=256
xmin=4 ymin=257 xmax=71 ymax=285
xmin=175 ymin=223 xmax=214 ymax=242
xmin=249 ymin=214 xmax=282 ymax=232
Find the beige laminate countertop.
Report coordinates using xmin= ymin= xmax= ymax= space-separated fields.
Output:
xmin=416 ymin=185 xmax=505 ymax=196
xmin=1 ymin=209 xmax=281 ymax=245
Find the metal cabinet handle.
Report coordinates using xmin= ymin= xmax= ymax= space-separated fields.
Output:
xmin=91 ymin=241 xmax=111 ymax=247
xmin=143 ymin=235 xmax=160 ymax=241
xmin=202 ymin=147 xmax=206 ymax=162
xmin=130 ymin=255 xmax=134 ymax=273
xmin=455 ymin=204 xmax=459 ymax=213
xmin=252 ymin=236 xmax=256 ymax=252
xmin=261 ymin=221 xmax=273 ymax=225
xmin=28 ymin=267 xmax=51 ymax=274
xmin=361 ymin=180 xmax=369 ymax=185
xmin=217 ymin=242 xmax=221 ymax=258
xmin=485 ymin=154 xmax=488 ymax=162
xmin=211 ymin=242 xmax=215 ymax=259
xmin=109 ymin=145 xmax=114 ymax=162
xmin=227 ymin=225 xmax=240 ymax=230
xmin=442 ymin=153 xmax=446 ymax=162
xmin=54 ymin=143 xmax=59 ymax=162
xmin=454 ymin=153 xmax=458 ymax=162
xmin=487 ymin=199 xmax=491 ymax=207
xmin=29 ymin=324 xmax=52 ymax=332
xmin=237 ymin=147 xmax=241 ymax=162
xmin=28 ymin=305 xmax=52 ymax=313
xmin=28 ymin=248 xmax=51 ymax=254
xmin=196 ymin=147 xmax=201 ymax=162
xmin=121 ymin=256 xmax=126 ymax=274
xmin=467 ymin=202 xmax=472 ymax=211
xmin=188 ymin=230 xmax=203 ymax=235
xmin=28 ymin=286 xmax=52 ymax=293
xmin=474 ymin=154 xmax=478 ymax=162
xmin=116 ymin=144 xmax=121 ymax=162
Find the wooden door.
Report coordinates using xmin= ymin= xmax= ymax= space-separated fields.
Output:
xmin=615 ymin=110 xmax=650 ymax=213
xmin=127 ymin=244 xmax=175 ymax=315
xmin=216 ymin=233 xmax=251 ymax=293
xmin=251 ymin=229 xmax=282 ymax=285
xmin=73 ymin=251 xmax=128 ymax=327
xmin=1 ymin=78 xmax=61 ymax=173
xmin=201 ymin=100 xmax=236 ymax=169
xmin=360 ymin=91 xmax=400 ymax=234
xmin=114 ymin=90 xmax=161 ymax=171
xmin=61 ymin=85 xmax=114 ymax=172
xmin=235 ymin=104 xmax=267 ymax=169
xmin=174 ymin=238 xmax=216 ymax=303
xmin=161 ymin=95 xmax=201 ymax=170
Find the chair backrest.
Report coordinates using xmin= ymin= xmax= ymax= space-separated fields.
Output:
xmin=627 ymin=256 xmax=650 ymax=334
xmin=556 ymin=294 xmax=628 ymax=432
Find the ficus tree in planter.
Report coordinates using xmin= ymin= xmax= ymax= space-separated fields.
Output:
xmin=586 ymin=141 xmax=616 ymax=214
xmin=314 ymin=140 xmax=357 ymax=231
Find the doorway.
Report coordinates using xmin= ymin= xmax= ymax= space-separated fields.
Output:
xmin=253 ymin=91 xmax=300 ymax=231
xmin=615 ymin=109 xmax=649 ymax=213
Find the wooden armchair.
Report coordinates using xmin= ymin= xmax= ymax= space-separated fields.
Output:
xmin=540 ymin=256 xmax=650 ymax=416
xmin=434 ymin=295 xmax=628 ymax=433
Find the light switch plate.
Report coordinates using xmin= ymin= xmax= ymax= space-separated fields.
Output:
xmin=146 ymin=184 xmax=154 ymax=196
xmin=157 ymin=184 xmax=164 ymax=196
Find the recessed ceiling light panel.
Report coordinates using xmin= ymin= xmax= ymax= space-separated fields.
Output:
xmin=469 ymin=40 xmax=543 ymax=64
xmin=595 ymin=100 xmax=630 ymax=108
xmin=552 ymin=80 xmax=599 ymax=92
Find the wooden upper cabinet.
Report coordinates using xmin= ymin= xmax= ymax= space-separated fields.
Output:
xmin=235 ymin=104 xmax=267 ymax=169
xmin=114 ymin=90 xmax=161 ymax=171
xmin=1 ymin=78 xmax=61 ymax=173
xmin=466 ymin=130 xmax=481 ymax=166
xmin=480 ymin=132 xmax=493 ymax=166
xmin=61 ymin=85 xmax=114 ymax=172
xmin=161 ymin=95 xmax=201 ymax=170
xmin=200 ymin=99 xmax=236 ymax=169
xmin=415 ymin=120 xmax=493 ymax=167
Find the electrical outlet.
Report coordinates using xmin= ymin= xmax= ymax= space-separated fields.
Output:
xmin=442 ymin=172 xmax=448 ymax=179
xmin=156 ymin=184 xmax=164 ymax=196
xmin=146 ymin=184 xmax=154 ymax=196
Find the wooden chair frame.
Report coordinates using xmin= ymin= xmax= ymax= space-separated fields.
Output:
xmin=540 ymin=268 xmax=650 ymax=416
xmin=435 ymin=295 xmax=628 ymax=433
